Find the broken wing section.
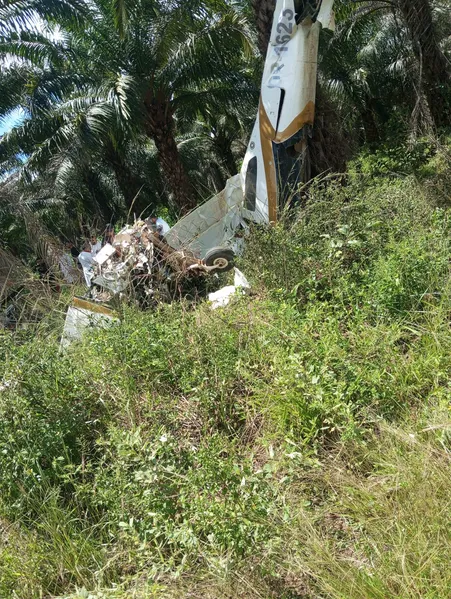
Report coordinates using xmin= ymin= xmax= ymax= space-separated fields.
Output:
xmin=60 ymin=298 xmax=118 ymax=349
xmin=165 ymin=175 xmax=246 ymax=260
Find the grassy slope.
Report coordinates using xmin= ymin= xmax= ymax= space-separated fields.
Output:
xmin=0 ymin=148 xmax=450 ymax=599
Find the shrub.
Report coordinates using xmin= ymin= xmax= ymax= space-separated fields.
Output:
xmin=77 ymin=428 xmax=279 ymax=571
xmin=348 ymin=139 xmax=434 ymax=176
xmin=1 ymin=169 xmax=451 ymax=597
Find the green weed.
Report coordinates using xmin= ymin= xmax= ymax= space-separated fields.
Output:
xmin=1 ymin=166 xmax=450 ymax=598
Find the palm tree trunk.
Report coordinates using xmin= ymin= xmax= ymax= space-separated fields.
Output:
xmin=214 ymin=133 xmax=238 ymax=177
xmin=361 ymin=101 xmax=381 ymax=144
xmin=22 ymin=211 xmax=81 ymax=284
xmin=311 ymin=83 xmax=352 ymax=174
xmin=251 ymin=0 xmax=276 ymax=54
xmin=144 ymin=93 xmax=196 ymax=215
xmin=0 ymin=248 xmax=29 ymax=300
xmin=209 ymin=162 xmax=227 ymax=193
xmin=104 ymin=142 xmax=149 ymax=214
xmin=83 ymin=170 xmax=114 ymax=222
xmin=398 ymin=0 xmax=451 ymax=127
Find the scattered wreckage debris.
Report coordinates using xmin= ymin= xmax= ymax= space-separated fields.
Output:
xmin=60 ymin=219 xmax=252 ymax=344
xmin=60 ymin=297 xmax=118 ymax=349
xmin=208 ymin=268 xmax=251 ymax=310
xmin=86 ymin=218 xmax=236 ymax=305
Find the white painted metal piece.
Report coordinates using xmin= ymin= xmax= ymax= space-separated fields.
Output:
xmin=60 ymin=298 xmax=118 ymax=349
xmin=165 ymin=175 xmax=246 ymax=260
xmin=93 ymin=243 xmax=116 ymax=266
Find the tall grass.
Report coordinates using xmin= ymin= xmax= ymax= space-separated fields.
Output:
xmin=1 ymin=155 xmax=450 ymax=598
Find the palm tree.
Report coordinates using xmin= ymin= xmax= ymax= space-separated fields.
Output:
xmin=0 ymin=0 xmax=87 ymax=37
xmin=397 ymin=0 xmax=451 ymax=127
xmin=320 ymin=10 xmax=387 ymax=143
xmin=0 ymin=170 xmax=81 ymax=282
xmin=177 ymin=108 xmax=257 ymax=195
xmin=250 ymin=0 xmax=275 ymax=54
xmin=107 ymin=0 xmax=255 ymax=213
xmin=1 ymin=0 xmax=255 ymax=215
xmin=334 ymin=0 xmax=451 ymax=129
xmin=322 ymin=0 xmax=448 ymax=144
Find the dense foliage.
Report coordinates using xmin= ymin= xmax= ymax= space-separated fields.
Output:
xmin=0 ymin=0 xmax=450 ymax=251
xmin=1 ymin=147 xmax=451 ymax=597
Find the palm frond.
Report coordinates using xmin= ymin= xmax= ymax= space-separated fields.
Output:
xmin=0 ymin=0 xmax=88 ymax=36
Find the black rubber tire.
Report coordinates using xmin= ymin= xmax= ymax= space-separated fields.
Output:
xmin=205 ymin=247 xmax=235 ymax=272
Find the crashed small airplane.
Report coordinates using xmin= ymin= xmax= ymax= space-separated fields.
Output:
xmin=62 ymin=1 xmax=335 ymax=340
xmin=166 ymin=0 xmax=335 ymax=269
xmin=89 ymin=0 xmax=335 ymax=287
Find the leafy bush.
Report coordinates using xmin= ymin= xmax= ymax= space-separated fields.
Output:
xmin=1 ymin=170 xmax=451 ymax=598
xmin=370 ymin=231 xmax=450 ymax=316
xmin=348 ymin=139 xmax=435 ymax=176
xmin=0 ymin=334 xmax=107 ymax=519
xmin=78 ymin=428 xmax=278 ymax=570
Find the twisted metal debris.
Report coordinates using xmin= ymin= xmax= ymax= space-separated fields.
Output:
xmin=90 ymin=219 xmax=217 ymax=304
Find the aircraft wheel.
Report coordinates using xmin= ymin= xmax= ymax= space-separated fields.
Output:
xmin=205 ymin=247 xmax=235 ymax=272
